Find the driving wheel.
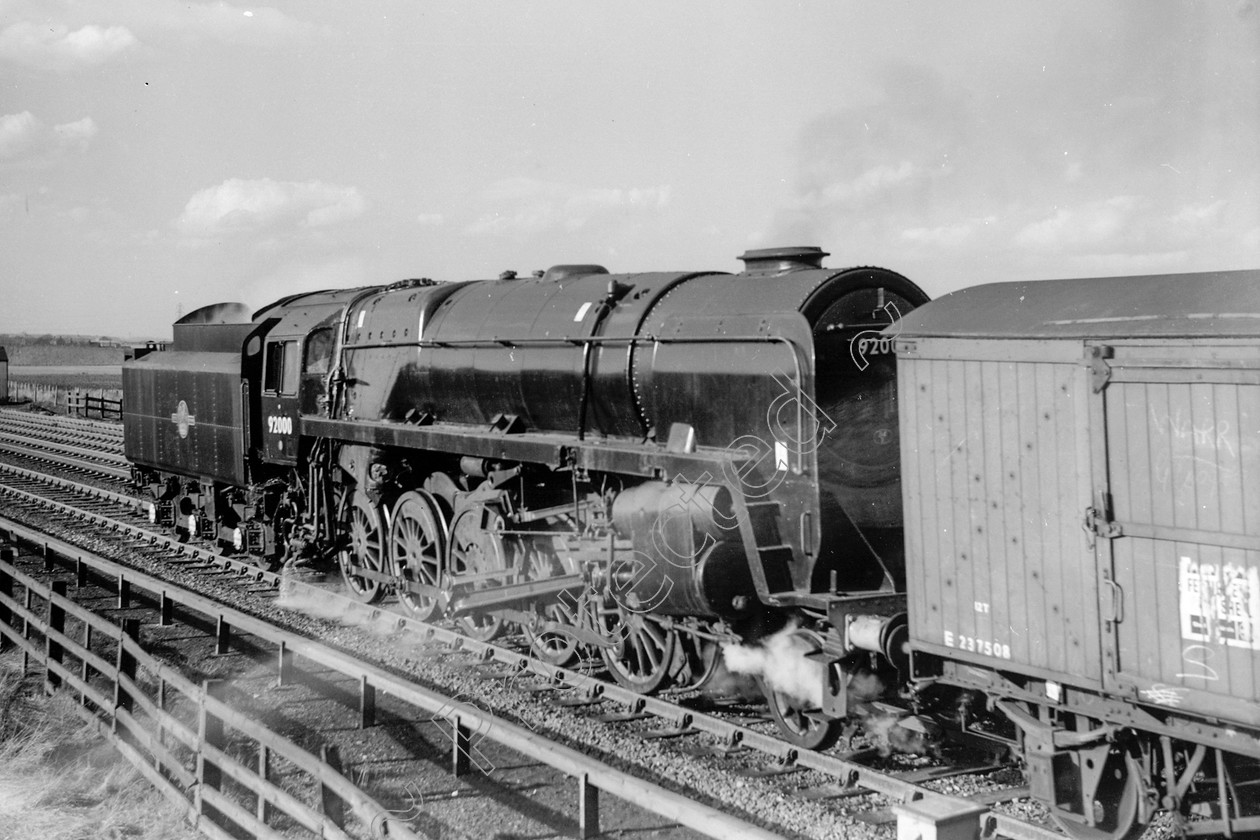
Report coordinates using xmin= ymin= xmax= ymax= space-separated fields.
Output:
xmin=338 ymin=489 xmax=386 ymax=604
xmin=389 ymin=490 xmax=447 ymax=619
xmin=447 ymin=503 xmax=509 ymax=641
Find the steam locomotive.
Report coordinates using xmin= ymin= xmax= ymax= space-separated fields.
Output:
xmin=123 ymin=251 xmax=1260 ymax=839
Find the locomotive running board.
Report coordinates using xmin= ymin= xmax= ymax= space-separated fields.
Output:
xmin=445 ymin=573 xmax=585 ymax=615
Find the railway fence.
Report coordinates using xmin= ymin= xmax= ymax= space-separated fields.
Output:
xmin=66 ymin=389 xmax=123 ymax=420
xmin=0 ymin=514 xmax=796 ymax=840
xmin=0 ymin=546 xmax=413 ymax=840
xmin=4 ymin=380 xmax=123 ymax=420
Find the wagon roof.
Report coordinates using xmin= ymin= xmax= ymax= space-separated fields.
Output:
xmin=894 ymin=269 xmax=1260 ymax=339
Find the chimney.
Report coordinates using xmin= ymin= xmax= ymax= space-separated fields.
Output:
xmin=736 ymin=246 xmax=829 ymax=275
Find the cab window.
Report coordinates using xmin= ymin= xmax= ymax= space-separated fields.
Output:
xmin=304 ymin=328 xmax=333 ymax=375
xmin=264 ymin=340 xmax=300 ymax=395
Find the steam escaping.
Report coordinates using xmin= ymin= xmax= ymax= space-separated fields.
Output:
xmin=860 ymin=711 xmax=936 ymax=757
xmin=723 ymin=627 xmax=936 ymax=757
xmin=722 ymin=625 xmax=823 ymax=708
xmin=274 ymin=581 xmax=403 ymax=637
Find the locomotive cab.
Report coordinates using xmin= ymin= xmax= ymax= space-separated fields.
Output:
xmin=253 ymin=288 xmax=379 ymax=467
xmin=260 ymin=332 xmax=302 ymax=465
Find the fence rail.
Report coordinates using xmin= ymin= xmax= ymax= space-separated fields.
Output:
xmin=0 ymin=548 xmax=418 ymax=840
xmin=0 ymin=513 xmax=791 ymax=840
xmin=4 ymin=380 xmax=123 ymax=420
xmin=67 ymin=390 xmax=123 ymax=421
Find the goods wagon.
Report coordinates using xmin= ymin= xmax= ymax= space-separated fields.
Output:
xmin=895 ymin=270 xmax=1260 ymax=840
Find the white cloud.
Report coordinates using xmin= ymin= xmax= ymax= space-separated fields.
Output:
xmin=176 ymin=178 xmax=367 ymax=242
xmin=901 ymin=216 xmax=996 ymax=248
xmin=0 ymin=111 xmax=99 ymax=160
xmin=170 ymin=2 xmax=324 ymax=46
xmin=53 ymin=117 xmax=98 ymax=149
xmin=0 ymin=3 xmax=321 ymax=72
xmin=416 ymin=213 xmax=445 ymax=227
xmin=1169 ymin=200 xmax=1226 ymax=229
xmin=1014 ymin=196 xmax=1141 ymax=250
xmin=464 ymin=177 xmax=671 ymax=238
xmin=238 ymin=256 xmax=369 ymax=311
xmin=0 ymin=22 xmax=137 ymax=71
xmin=0 ymin=111 xmax=41 ymax=159
xmin=818 ymin=161 xmax=919 ymax=205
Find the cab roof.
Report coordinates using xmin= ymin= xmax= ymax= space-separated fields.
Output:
xmin=895 ymin=269 xmax=1260 ymax=340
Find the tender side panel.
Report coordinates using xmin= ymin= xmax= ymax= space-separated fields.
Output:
xmin=122 ymin=351 xmax=245 ymax=486
xmin=900 ymin=340 xmax=1101 ymax=685
xmin=1104 ymin=346 xmax=1260 ymax=722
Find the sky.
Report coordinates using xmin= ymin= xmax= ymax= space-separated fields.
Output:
xmin=1 ymin=1 xmax=1257 ymax=338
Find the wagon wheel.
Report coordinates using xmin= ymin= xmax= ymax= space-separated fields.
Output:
xmin=521 ymin=535 xmax=582 ymax=666
xmin=599 ymin=604 xmax=678 ymax=694
xmin=338 ymin=489 xmax=386 ymax=604
xmin=1050 ymin=747 xmax=1148 ymax=840
xmin=388 ymin=490 xmax=447 ymax=620
xmin=447 ymin=503 xmax=508 ymax=641
xmin=759 ymin=678 xmax=844 ymax=751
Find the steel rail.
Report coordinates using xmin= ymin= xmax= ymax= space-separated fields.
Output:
xmin=0 ymin=406 xmax=123 ymax=438
xmin=0 ymin=432 xmax=130 ymax=471
xmin=0 ymin=419 xmax=122 ymax=452
xmin=0 ymin=461 xmax=140 ymax=507
xmin=0 ymin=408 xmax=123 ymax=437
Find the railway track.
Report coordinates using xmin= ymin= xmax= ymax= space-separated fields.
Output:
xmin=0 ymin=406 xmax=130 ymax=482
xmin=0 ymin=408 xmax=1068 ymax=840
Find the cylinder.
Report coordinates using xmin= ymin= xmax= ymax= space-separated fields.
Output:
xmin=0 ymin=345 xmax=7 ymax=403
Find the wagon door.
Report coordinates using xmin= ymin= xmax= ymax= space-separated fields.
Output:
xmin=1092 ymin=340 xmax=1260 ymax=726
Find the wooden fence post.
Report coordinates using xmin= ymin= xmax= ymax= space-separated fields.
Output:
xmin=214 ymin=616 xmax=231 ymax=655
xmin=277 ymin=640 xmax=294 ymax=686
xmin=360 ymin=674 xmax=376 ymax=729
xmin=45 ymin=580 xmax=66 ymax=693
xmin=257 ymin=745 xmax=272 ymax=826
xmin=80 ymin=623 xmax=92 ymax=707
xmin=197 ymin=679 xmax=228 ymax=827
xmin=113 ymin=618 xmax=140 ymax=745
xmin=579 ymin=773 xmax=601 ymax=840
xmin=0 ymin=548 xmax=13 ymax=653
xmin=320 ymin=744 xmax=346 ymax=829
xmin=22 ymin=587 xmax=33 ymax=672
xmin=452 ymin=715 xmax=471 ymax=777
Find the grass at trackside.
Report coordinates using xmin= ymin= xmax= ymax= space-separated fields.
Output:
xmin=0 ymin=653 xmax=200 ymax=840
xmin=1 ymin=344 xmax=128 ymax=367
xmin=7 ymin=372 xmax=123 ymax=391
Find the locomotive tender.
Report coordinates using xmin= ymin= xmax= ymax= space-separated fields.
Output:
xmin=123 ymin=252 xmax=1260 ymax=839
